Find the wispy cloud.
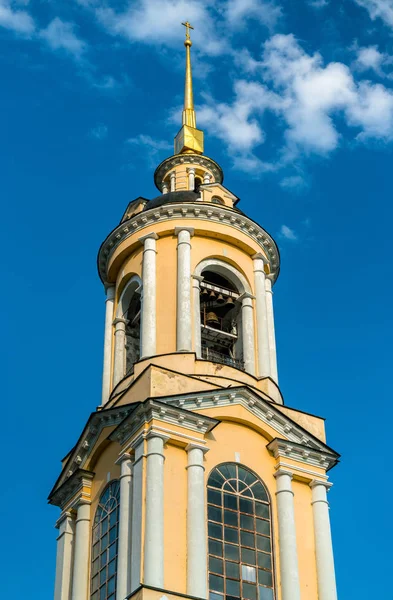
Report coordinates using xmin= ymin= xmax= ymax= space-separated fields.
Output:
xmin=0 ymin=0 xmax=35 ymax=34
xmin=280 ymin=175 xmax=307 ymax=190
xmin=40 ymin=18 xmax=86 ymax=58
xmin=354 ymin=0 xmax=393 ymax=29
xmin=90 ymin=124 xmax=108 ymax=140
xmin=279 ymin=224 xmax=298 ymax=241
xmin=126 ymin=134 xmax=172 ymax=167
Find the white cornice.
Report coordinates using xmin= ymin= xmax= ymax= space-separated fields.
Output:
xmin=98 ymin=203 xmax=279 ymax=284
xmin=49 ymin=405 xmax=134 ymax=499
xmin=267 ymin=438 xmax=338 ymax=471
xmin=109 ymin=398 xmax=219 ymax=447
xmin=49 ymin=469 xmax=94 ymax=509
xmin=161 ymin=387 xmax=338 ymax=460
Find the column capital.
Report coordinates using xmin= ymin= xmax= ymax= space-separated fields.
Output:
xmin=239 ymin=291 xmax=256 ymax=303
xmin=139 ymin=231 xmax=159 ymax=244
xmin=115 ymin=451 xmax=133 ymax=465
xmin=187 ymin=167 xmax=196 ymax=173
xmin=185 ymin=443 xmax=210 ymax=454
xmin=113 ymin=317 xmax=128 ymax=327
xmin=55 ymin=510 xmax=74 ymax=530
xmin=252 ymin=252 xmax=268 ymax=263
xmin=174 ymin=226 xmax=195 ymax=237
xmin=274 ymin=468 xmax=294 ymax=480
xmin=146 ymin=430 xmax=170 ymax=444
xmin=104 ymin=284 xmax=116 ymax=300
xmin=192 ymin=274 xmax=204 ymax=283
xmin=310 ymin=479 xmax=333 ymax=490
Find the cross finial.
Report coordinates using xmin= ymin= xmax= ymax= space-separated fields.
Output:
xmin=182 ymin=21 xmax=194 ymax=40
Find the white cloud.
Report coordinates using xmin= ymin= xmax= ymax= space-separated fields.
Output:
xmin=127 ymin=134 xmax=172 ymax=166
xmin=279 ymin=224 xmax=298 ymax=240
xmin=0 ymin=0 xmax=35 ymax=34
xmin=40 ymin=18 xmax=86 ymax=58
xmin=355 ymin=45 xmax=385 ymax=73
xmin=308 ymin=0 xmax=329 ymax=7
xmin=225 ymin=0 xmax=281 ymax=30
xmin=280 ymin=175 xmax=307 ymax=189
xmin=90 ymin=124 xmax=108 ymax=140
xmin=354 ymin=0 xmax=393 ymax=28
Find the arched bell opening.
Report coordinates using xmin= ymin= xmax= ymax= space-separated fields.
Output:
xmin=125 ymin=292 xmax=141 ymax=376
xmin=199 ymin=269 xmax=244 ymax=371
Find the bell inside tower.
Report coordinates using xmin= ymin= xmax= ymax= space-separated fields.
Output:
xmin=200 ymin=270 xmax=244 ymax=370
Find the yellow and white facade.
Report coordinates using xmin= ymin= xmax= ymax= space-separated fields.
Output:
xmin=49 ymin=26 xmax=339 ymax=600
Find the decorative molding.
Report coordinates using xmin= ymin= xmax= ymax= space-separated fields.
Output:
xmin=160 ymin=386 xmax=338 ymax=461
xmin=49 ymin=469 xmax=94 ymax=509
xmin=49 ymin=405 xmax=134 ymax=500
xmin=267 ymin=438 xmax=338 ymax=471
xmin=154 ymin=154 xmax=224 ymax=190
xmin=109 ymin=398 xmax=219 ymax=447
xmin=98 ymin=203 xmax=279 ymax=283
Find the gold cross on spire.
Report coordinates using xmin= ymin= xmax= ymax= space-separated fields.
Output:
xmin=182 ymin=21 xmax=194 ymax=40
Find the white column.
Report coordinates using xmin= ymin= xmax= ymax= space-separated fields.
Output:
xmin=175 ymin=227 xmax=194 ymax=352
xmin=113 ymin=317 xmax=127 ymax=388
xmin=170 ymin=171 xmax=176 ymax=192
xmin=130 ymin=439 xmax=144 ymax=592
xmin=252 ymin=254 xmax=271 ymax=378
xmin=239 ymin=292 xmax=256 ymax=375
xmin=265 ymin=275 xmax=278 ymax=383
xmin=144 ymin=432 xmax=169 ymax=587
xmin=186 ymin=444 xmax=209 ymax=598
xmin=203 ymin=172 xmax=211 ymax=184
xmin=101 ymin=285 xmax=115 ymax=405
xmin=54 ymin=512 xmax=75 ymax=600
xmin=71 ymin=502 xmax=91 ymax=600
xmin=188 ymin=167 xmax=196 ymax=190
xmin=192 ymin=275 xmax=203 ymax=358
xmin=310 ymin=481 xmax=338 ymax=600
xmin=274 ymin=469 xmax=301 ymax=600
xmin=139 ymin=233 xmax=158 ymax=359
xmin=116 ymin=454 xmax=133 ymax=600
xmin=162 ymin=181 xmax=169 ymax=194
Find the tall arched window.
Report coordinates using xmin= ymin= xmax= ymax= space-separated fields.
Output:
xmin=91 ymin=480 xmax=120 ymax=600
xmin=207 ymin=464 xmax=275 ymax=600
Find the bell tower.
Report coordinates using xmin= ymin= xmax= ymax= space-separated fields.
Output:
xmin=49 ymin=25 xmax=339 ymax=600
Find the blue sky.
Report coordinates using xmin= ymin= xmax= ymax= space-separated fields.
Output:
xmin=2 ymin=0 xmax=393 ymax=597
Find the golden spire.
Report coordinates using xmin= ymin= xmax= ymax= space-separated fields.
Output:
xmin=174 ymin=22 xmax=204 ymax=155
xmin=182 ymin=21 xmax=196 ymax=128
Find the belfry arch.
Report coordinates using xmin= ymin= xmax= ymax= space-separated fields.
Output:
xmin=193 ymin=258 xmax=255 ymax=375
xmin=113 ymin=275 xmax=142 ymax=387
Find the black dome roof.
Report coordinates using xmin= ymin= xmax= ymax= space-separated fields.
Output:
xmin=145 ymin=190 xmax=200 ymax=210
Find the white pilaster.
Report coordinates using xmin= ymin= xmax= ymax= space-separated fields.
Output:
xmin=188 ymin=167 xmax=196 ymax=190
xmin=54 ymin=511 xmax=75 ymax=600
xmin=113 ymin=317 xmax=127 ymax=388
xmin=186 ymin=444 xmax=209 ymax=598
xmin=130 ymin=438 xmax=144 ymax=592
xmin=101 ymin=285 xmax=115 ymax=405
xmin=192 ymin=275 xmax=204 ymax=358
xmin=71 ymin=502 xmax=91 ymax=600
xmin=310 ymin=480 xmax=338 ymax=600
xmin=170 ymin=171 xmax=176 ymax=192
xmin=239 ymin=292 xmax=256 ymax=375
xmin=162 ymin=181 xmax=169 ymax=194
xmin=116 ymin=454 xmax=133 ymax=600
xmin=274 ymin=469 xmax=301 ymax=600
xmin=139 ymin=232 xmax=158 ymax=359
xmin=252 ymin=254 xmax=271 ymax=378
xmin=143 ymin=432 xmax=169 ymax=588
xmin=265 ymin=275 xmax=278 ymax=383
xmin=175 ymin=227 xmax=194 ymax=352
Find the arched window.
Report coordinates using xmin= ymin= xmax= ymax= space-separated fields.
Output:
xmin=91 ymin=480 xmax=120 ymax=600
xmin=207 ymin=464 xmax=275 ymax=600
xmin=211 ymin=196 xmax=224 ymax=205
